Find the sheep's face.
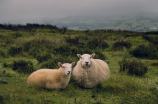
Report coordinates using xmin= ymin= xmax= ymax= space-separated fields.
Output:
xmin=77 ymin=53 xmax=95 ymax=69
xmin=58 ymin=62 xmax=75 ymax=76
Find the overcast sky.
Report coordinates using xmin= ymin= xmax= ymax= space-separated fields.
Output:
xmin=0 ymin=0 xmax=158 ymax=24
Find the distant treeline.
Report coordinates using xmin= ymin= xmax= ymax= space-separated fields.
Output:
xmin=144 ymin=31 xmax=158 ymax=35
xmin=1 ymin=23 xmax=158 ymax=35
xmin=0 ymin=23 xmax=67 ymax=31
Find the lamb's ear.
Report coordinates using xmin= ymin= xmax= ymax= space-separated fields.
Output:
xmin=71 ymin=62 xmax=75 ymax=66
xmin=58 ymin=62 xmax=62 ymax=67
xmin=77 ymin=54 xmax=82 ymax=58
xmin=91 ymin=53 xmax=95 ymax=58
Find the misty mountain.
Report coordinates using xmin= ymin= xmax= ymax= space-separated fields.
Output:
xmin=48 ymin=12 xmax=158 ymax=31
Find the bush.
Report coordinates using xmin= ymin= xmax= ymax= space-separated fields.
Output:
xmin=12 ymin=60 xmax=34 ymax=74
xmin=65 ymin=36 xmax=79 ymax=45
xmin=23 ymin=43 xmax=32 ymax=52
xmin=53 ymin=45 xmax=71 ymax=56
xmin=101 ymin=41 xmax=109 ymax=49
xmin=112 ymin=40 xmax=132 ymax=50
xmin=142 ymin=35 xmax=158 ymax=45
xmin=7 ymin=45 xmax=22 ymax=56
xmin=87 ymin=38 xmax=109 ymax=50
xmin=94 ymin=51 xmax=106 ymax=60
xmin=131 ymin=44 xmax=158 ymax=59
xmin=0 ymin=92 xmax=10 ymax=103
xmin=23 ymin=38 xmax=54 ymax=54
xmin=0 ymin=50 xmax=6 ymax=58
xmin=119 ymin=59 xmax=148 ymax=76
xmin=11 ymin=33 xmax=22 ymax=39
xmin=35 ymin=53 xmax=51 ymax=63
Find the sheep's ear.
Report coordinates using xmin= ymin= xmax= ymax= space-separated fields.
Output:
xmin=71 ymin=62 xmax=75 ymax=66
xmin=58 ymin=62 xmax=62 ymax=67
xmin=91 ymin=53 xmax=95 ymax=58
xmin=77 ymin=54 xmax=82 ymax=58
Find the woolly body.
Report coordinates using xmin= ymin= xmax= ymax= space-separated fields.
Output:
xmin=27 ymin=62 xmax=75 ymax=90
xmin=73 ymin=54 xmax=110 ymax=88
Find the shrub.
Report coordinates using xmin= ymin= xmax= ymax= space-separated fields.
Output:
xmin=12 ymin=60 xmax=34 ymax=74
xmin=65 ymin=36 xmax=79 ymax=45
xmin=94 ymin=51 xmax=106 ymax=60
xmin=119 ymin=59 xmax=148 ymax=76
xmin=101 ymin=41 xmax=109 ymax=49
xmin=23 ymin=43 xmax=32 ymax=52
xmin=0 ymin=92 xmax=10 ymax=104
xmin=87 ymin=38 xmax=109 ymax=50
xmin=131 ymin=44 xmax=158 ymax=59
xmin=12 ymin=32 xmax=22 ymax=39
xmin=7 ymin=45 xmax=22 ymax=56
xmin=112 ymin=40 xmax=132 ymax=50
xmin=87 ymin=39 xmax=99 ymax=50
xmin=142 ymin=35 xmax=158 ymax=45
xmin=148 ymin=52 xmax=158 ymax=59
xmin=131 ymin=44 xmax=148 ymax=58
xmin=35 ymin=53 xmax=51 ymax=63
xmin=53 ymin=45 xmax=71 ymax=56
xmin=0 ymin=50 xmax=6 ymax=58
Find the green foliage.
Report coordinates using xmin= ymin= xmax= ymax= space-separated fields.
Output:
xmin=12 ymin=60 xmax=34 ymax=74
xmin=23 ymin=37 xmax=54 ymax=54
xmin=7 ymin=45 xmax=22 ymax=56
xmin=0 ymin=92 xmax=10 ymax=104
xmin=40 ymin=55 xmax=76 ymax=68
xmin=149 ymin=86 xmax=158 ymax=102
xmin=35 ymin=53 xmax=51 ymax=63
xmin=87 ymin=38 xmax=109 ymax=50
xmin=1 ymin=25 xmax=158 ymax=104
xmin=112 ymin=40 xmax=132 ymax=50
xmin=0 ymin=50 xmax=6 ymax=58
xmin=65 ymin=36 xmax=79 ymax=45
xmin=11 ymin=32 xmax=22 ymax=39
xmin=53 ymin=45 xmax=71 ymax=56
xmin=131 ymin=44 xmax=158 ymax=59
xmin=142 ymin=35 xmax=158 ymax=44
xmin=119 ymin=59 xmax=148 ymax=76
xmin=94 ymin=51 xmax=106 ymax=60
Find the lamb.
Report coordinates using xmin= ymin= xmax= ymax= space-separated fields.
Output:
xmin=27 ymin=62 xmax=75 ymax=90
xmin=72 ymin=53 xmax=110 ymax=88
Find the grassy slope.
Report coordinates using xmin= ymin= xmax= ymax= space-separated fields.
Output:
xmin=0 ymin=29 xmax=158 ymax=104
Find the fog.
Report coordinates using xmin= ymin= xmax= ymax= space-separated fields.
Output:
xmin=0 ymin=0 xmax=158 ymax=24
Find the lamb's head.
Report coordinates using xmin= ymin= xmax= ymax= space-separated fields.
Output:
xmin=77 ymin=53 xmax=95 ymax=69
xmin=58 ymin=62 xmax=75 ymax=75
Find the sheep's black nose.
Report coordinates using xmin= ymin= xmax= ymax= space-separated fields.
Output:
xmin=67 ymin=71 xmax=71 ymax=75
xmin=85 ymin=62 xmax=89 ymax=65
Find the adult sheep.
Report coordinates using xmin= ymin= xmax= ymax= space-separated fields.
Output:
xmin=27 ymin=62 xmax=75 ymax=90
xmin=73 ymin=53 xmax=110 ymax=88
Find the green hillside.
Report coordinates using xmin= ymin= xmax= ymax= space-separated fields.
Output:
xmin=0 ymin=24 xmax=158 ymax=103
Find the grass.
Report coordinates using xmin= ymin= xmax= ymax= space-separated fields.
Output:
xmin=0 ymin=27 xmax=158 ymax=103
xmin=1 ymin=71 xmax=157 ymax=104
